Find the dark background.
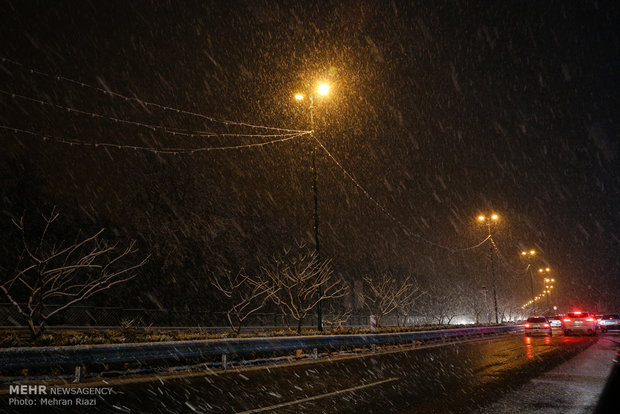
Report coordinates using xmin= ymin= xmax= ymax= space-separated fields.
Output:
xmin=1 ymin=0 xmax=618 ymax=316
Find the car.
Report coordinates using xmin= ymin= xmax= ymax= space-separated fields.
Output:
xmin=562 ymin=311 xmax=597 ymax=336
xmin=524 ymin=316 xmax=552 ymax=337
xmin=547 ymin=315 xmax=563 ymax=328
xmin=598 ymin=314 xmax=620 ymax=333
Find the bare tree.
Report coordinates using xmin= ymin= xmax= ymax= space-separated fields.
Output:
xmin=323 ymin=302 xmax=353 ymax=329
xmin=394 ymin=277 xmax=425 ymax=327
xmin=361 ymin=273 xmax=421 ymax=328
xmin=211 ymin=268 xmax=270 ymax=335
xmin=255 ymin=243 xmax=345 ymax=333
xmin=0 ymin=208 xmax=148 ymax=338
xmin=497 ymin=293 xmax=521 ymax=323
xmin=426 ymin=287 xmax=462 ymax=325
xmin=458 ymin=283 xmax=486 ymax=324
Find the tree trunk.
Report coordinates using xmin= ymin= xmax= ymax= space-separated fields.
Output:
xmin=297 ymin=317 xmax=303 ymax=334
xmin=28 ymin=318 xmax=42 ymax=340
xmin=227 ymin=312 xmax=241 ymax=336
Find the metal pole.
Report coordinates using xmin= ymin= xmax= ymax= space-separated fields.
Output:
xmin=488 ymin=223 xmax=499 ymax=324
xmin=310 ymin=97 xmax=323 ymax=332
xmin=490 ymin=242 xmax=498 ymax=324
xmin=528 ymin=264 xmax=536 ymax=314
xmin=482 ymin=287 xmax=489 ymax=324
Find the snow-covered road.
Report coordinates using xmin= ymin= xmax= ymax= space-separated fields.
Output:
xmin=475 ymin=333 xmax=619 ymax=414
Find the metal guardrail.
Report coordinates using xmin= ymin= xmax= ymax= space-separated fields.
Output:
xmin=0 ymin=325 xmax=521 ymax=371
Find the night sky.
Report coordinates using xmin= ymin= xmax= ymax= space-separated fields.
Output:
xmin=1 ymin=1 xmax=618 ymax=314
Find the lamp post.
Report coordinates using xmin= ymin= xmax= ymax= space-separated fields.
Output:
xmin=539 ymin=267 xmax=554 ymax=311
xmin=520 ymin=250 xmax=537 ymax=314
xmin=477 ymin=213 xmax=499 ymax=324
xmin=481 ymin=286 xmax=489 ymax=324
xmin=295 ymin=83 xmax=329 ymax=332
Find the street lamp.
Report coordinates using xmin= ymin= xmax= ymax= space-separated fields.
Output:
xmin=520 ymin=249 xmax=537 ymax=314
xmin=539 ymin=268 xmax=554 ymax=309
xmin=477 ymin=213 xmax=499 ymax=324
xmin=481 ymin=286 xmax=489 ymax=324
xmin=295 ymin=82 xmax=330 ymax=332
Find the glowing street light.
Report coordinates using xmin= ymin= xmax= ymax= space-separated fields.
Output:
xmin=538 ymin=267 xmax=554 ymax=309
xmin=477 ymin=214 xmax=499 ymax=223
xmin=294 ymin=81 xmax=332 ymax=332
xmin=317 ymin=83 xmax=329 ymax=96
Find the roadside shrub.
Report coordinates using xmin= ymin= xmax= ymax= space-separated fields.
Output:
xmin=0 ymin=332 xmax=23 ymax=348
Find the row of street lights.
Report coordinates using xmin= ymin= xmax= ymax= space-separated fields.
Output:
xmin=539 ymin=267 xmax=555 ymax=309
xmin=519 ymin=249 xmax=557 ymax=312
xmin=294 ymin=81 xmax=552 ymax=327
xmin=297 ymin=82 xmax=507 ymax=329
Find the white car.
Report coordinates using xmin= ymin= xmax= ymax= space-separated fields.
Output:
xmin=562 ymin=311 xmax=597 ymax=336
xmin=547 ymin=315 xmax=563 ymax=328
xmin=598 ymin=314 xmax=620 ymax=333
xmin=524 ymin=316 xmax=552 ymax=337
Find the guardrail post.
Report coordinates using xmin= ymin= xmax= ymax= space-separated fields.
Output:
xmin=371 ymin=344 xmax=376 ymax=353
xmin=312 ymin=348 xmax=318 ymax=359
xmin=221 ymin=353 xmax=228 ymax=370
xmin=73 ymin=366 xmax=81 ymax=383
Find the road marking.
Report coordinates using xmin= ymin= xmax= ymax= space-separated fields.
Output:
xmin=236 ymin=377 xmax=400 ymax=413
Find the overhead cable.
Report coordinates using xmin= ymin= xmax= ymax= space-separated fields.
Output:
xmin=0 ymin=125 xmax=309 ymax=154
xmin=1 ymin=57 xmax=310 ymax=134
xmin=0 ymin=89 xmax=305 ymax=139
xmin=314 ymin=136 xmax=491 ymax=253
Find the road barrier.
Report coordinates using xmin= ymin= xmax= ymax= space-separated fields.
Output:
xmin=0 ymin=325 xmax=521 ymax=375
xmin=370 ymin=315 xmax=377 ymax=333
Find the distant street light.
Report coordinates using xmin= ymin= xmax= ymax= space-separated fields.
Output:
xmin=477 ymin=213 xmax=499 ymax=324
xmin=539 ymin=268 xmax=554 ymax=309
xmin=520 ymin=249 xmax=537 ymax=314
xmin=295 ymin=82 xmax=330 ymax=332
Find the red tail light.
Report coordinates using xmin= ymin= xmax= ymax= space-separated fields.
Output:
xmin=586 ymin=318 xmax=594 ymax=322
xmin=524 ymin=323 xmax=530 ymax=328
xmin=543 ymin=323 xmax=550 ymax=328
xmin=563 ymin=318 xmax=571 ymax=322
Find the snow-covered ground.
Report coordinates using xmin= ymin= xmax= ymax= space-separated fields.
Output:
xmin=475 ymin=334 xmax=618 ymax=414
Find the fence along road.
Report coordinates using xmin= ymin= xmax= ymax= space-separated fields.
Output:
xmin=0 ymin=325 xmax=521 ymax=372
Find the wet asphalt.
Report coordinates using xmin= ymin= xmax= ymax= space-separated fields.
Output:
xmin=1 ymin=332 xmax=604 ymax=413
